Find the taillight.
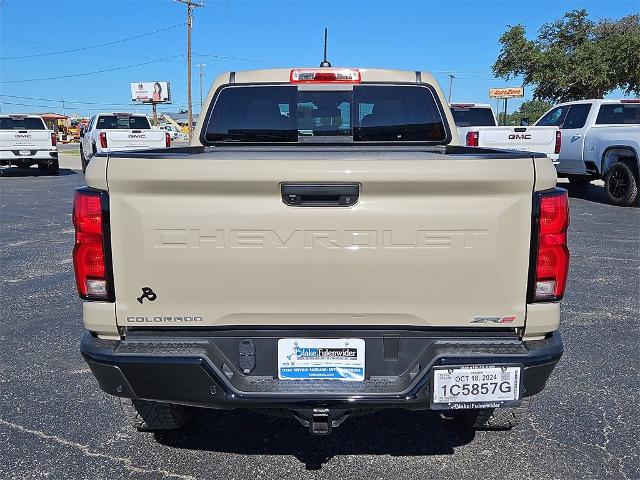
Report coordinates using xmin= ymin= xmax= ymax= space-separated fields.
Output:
xmin=165 ymin=132 xmax=171 ymax=147
xmin=554 ymin=130 xmax=562 ymax=154
xmin=99 ymin=132 xmax=108 ymax=149
xmin=529 ymin=189 xmax=570 ymax=301
xmin=51 ymin=132 xmax=57 ymax=147
xmin=73 ymin=188 xmax=113 ymax=301
xmin=290 ymin=68 xmax=361 ymax=83
xmin=466 ymin=131 xmax=479 ymax=147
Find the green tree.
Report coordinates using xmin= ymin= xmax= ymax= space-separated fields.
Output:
xmin=493 ymin=10 xmax=640 ymax=103
xmin=498 ymin=100 xmax=553 ymax=126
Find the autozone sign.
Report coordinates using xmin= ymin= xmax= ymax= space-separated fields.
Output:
xmin=489 ymin=87 xmax=524 ymax=98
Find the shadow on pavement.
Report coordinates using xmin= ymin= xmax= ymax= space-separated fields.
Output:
xmin=154 ymin=408 xmax=475 ymax=470
xmin=563 ymin=182 xmax=614 ymax=206
xmin=0 ymin=167 xmax=78 ymax=177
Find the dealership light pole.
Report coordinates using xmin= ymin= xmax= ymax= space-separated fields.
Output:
xmin=447 ymin=74 xmax=455 ymax=103
xmin=176 ymin=0 xmax=204 ymax=141
xmin=196 ymin=63 xmax=206 ymax=109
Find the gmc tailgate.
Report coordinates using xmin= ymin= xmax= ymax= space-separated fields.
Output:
xmin=105 ymin=129 xmax=167 ymax=151
xmin=474 ymin=126 xmax=560 ymax=156
xmin=105 ymin=147 xmax=536 ymax=330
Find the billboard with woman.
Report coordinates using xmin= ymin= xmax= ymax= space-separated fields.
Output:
xmin=131 ymin=82 xmax=171 ymax=103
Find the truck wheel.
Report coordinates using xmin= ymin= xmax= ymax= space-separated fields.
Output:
xmin=119 ymin=398 xmax=191 ymax=431
xmin=457 ymin=397 xmax=531 ymax=430
xmin=80 ymin=146 xmax=87 ymax=173
xmin=605 ymin=162 xmax=638 ymax=207
xmin=567 ymin=175 xmax=591 ymax=186
xmin=47 ymin=159 xmax=59 ymax=176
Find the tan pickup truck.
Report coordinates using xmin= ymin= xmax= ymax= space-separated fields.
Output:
xmin=76 ymin=68 xmax=568 ymax=435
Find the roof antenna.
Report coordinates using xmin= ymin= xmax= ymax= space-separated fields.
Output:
xmin=319 ymin=28 xmax=331 ymax=67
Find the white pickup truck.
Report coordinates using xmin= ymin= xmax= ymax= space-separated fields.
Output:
xmin=451 ymin=103 xmax=561 ymax=159
xmin=450 ymin=103 xmax=497 ymax=140
xmin=0 ymin=114 xmax=59 ymax=175
xmin=536 ymin=99 xmax=640 ymax=206
xmin=80 ymin=113 xmax=170 ymax=173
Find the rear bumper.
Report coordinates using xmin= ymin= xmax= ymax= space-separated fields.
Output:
xmin=0 ymin=149 xmax=57 ymax=162
xmin=81 ymin=328 xmax=563 ymax=410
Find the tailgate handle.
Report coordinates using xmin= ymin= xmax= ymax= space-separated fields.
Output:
xmin=281 ymin=183 xmax=359 ymax=207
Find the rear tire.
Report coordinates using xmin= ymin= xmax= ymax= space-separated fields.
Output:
xmin=119 ymin=398 xmax=191 ymax=431
xmin=457 ymin=397 xmax=531 ymax=430
xmin=605 ymin=162 xmax=638 ymax=207
xmin=47 ymin=159 xmax=59 ymax=176
xmin=80 ymin=146 xmax=87 ymax=173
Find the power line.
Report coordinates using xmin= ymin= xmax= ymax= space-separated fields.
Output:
xmin=0 ymin=23 xmax=185 ymax=60
xmin=0 ymin=94 xmax=189 ymax=108
xmin=0 ymin=100 xmax=189 ymax=112
xmin=0 ymin=93 xmax=139 ymax=107
xmin=0 ymin=54 xmax=185 ymax=84
xmin=193 ymin=52 xmax=282 ymax=65
xmin=0 ymin=93 xmax=131 ymax=106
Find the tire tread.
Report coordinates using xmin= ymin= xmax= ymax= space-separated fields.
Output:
xmin=119 ymin=398 xmax=190 ymax=431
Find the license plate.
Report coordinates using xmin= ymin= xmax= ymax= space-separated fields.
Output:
xmin=431 ymin=365 xmax=522 ymax=409
xmin=19 ymin=150 xmax=32 ymax=156
xmin=277 ymin=338 xmax=365 ymax=381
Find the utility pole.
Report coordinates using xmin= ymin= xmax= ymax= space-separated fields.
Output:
xmin=196 ymin=63 xmax=206 ymax=109
xmin=176 ymin=0 xmax=204 ymax=141
xmin=447 ymin=74 xmax=455 ymax=103
xmin=504 ymin=98 xmax=508 ymax=126
xmin=61 ymin=93 xmax=66 ymax=116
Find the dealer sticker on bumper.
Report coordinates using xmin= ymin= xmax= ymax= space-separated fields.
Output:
xmin=431 ymin=365 xmax=521 ymax=409
xmin=277 ymin=338 xmax=365 ymax=381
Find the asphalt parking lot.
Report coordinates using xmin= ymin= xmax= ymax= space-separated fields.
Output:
xmin=1 ymin=155 xmax=638 ymax=480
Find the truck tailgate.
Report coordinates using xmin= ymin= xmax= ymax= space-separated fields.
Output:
xmin=0 ymin=130 xmax=51 ymax=150
xmin=479 ymin=126 xmax=558 ymax=154
xmin=107 ymin=151 xmax=535 ymax=329
xmin=106 ymin=130 xmax=166 ymax=150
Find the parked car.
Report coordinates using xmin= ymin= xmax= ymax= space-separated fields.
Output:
xmin=80 ymin=113 xmax=170 ymax=173
xmin=535 ymin=99 xmax=640 ymax=206
xmin=77 ymin=67 xmax=567 ymax=435
xmin=453 ymin=104 xmax=562 ymax=159
xmin=0 ymin=114 xmax=58 ymax=175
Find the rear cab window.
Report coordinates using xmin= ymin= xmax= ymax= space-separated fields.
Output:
xmin=596 ymin=103 xmax=640 ymax=125
xmin=0 ymin=116 xmax=46 ymax=130
xmin=561 ymin=104 xmax=591 ymax=129
xmin=450 ymin=106 xmax=496 ymax=127
xmin=97 ymin=115 xmax=151 ymax=130
xmin=536 ymin=106 xmax=569 ymax=127
xmin=536 ymin=104 xmax=592 ymax=129
xmin=203 ymin=84 xmax=449 ymax=144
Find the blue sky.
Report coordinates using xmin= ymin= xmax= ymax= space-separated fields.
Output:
xmin=0 ymin=0 xmax=637 ymax=117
